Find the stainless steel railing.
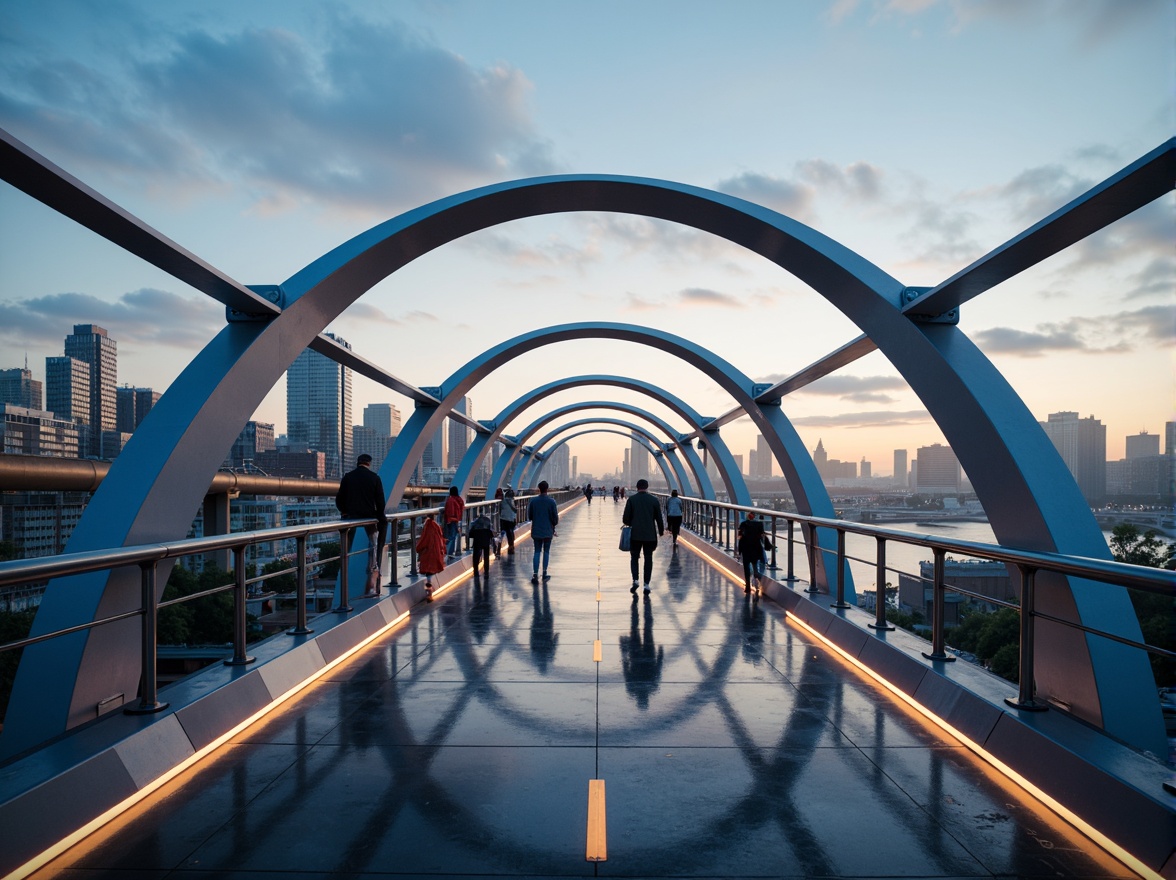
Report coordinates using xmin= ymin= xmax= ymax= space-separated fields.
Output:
xmin=0 ymin=490 xmax=574 ymax=718
xmin=675 ymin=495 xmax=1174 ymax=711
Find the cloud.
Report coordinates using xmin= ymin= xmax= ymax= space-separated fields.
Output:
xmin=679 ymin=287 xmax=742 ymax=308
xmin=790 ymin=410 xmax=931 ymax=429
xmin=715 ymin=160 xmax=884 ymax=222
xmin=973 ymin=304 xmax=1176 ymax=356
xmin=0 ymin=13 xmax=556 ymax=214
xmin=335 ymin=302 xmax=440 ymax=326
xmin=755 ymin=373 xmax=908 ymax=404
xmin=715 ymin=172 xmax=814 ymax=219
xmin=0 ymin=289 xmax=223 ymax=355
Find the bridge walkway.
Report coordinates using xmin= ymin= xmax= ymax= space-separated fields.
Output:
xmin=29 ymin=499 xmax=1134 ymax=878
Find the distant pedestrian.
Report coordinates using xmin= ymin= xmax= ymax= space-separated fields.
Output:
xmin=584 ymin=483 xmax=593 ymax=505
xmin=469 ymin=511 xmax=495 ymax=576
xmin=335 ymin=453 xmax=387 ymax=598
xmin=527 ymin=480 xmax=559 ymax=583
xmin=623 ymin=478 xmax=664 ymax=594
xmin=665 ymin=489 xmax=683 ymax=548
xmin=737 ymin=511 xmax=766 ymax=594
xmin=498 ymin=487 xmax=517 ymax=555
xmin=613 ymin=486 xmax=620 ymax=503
xmin=443 ymin=486 xmax=465 ymax=558
xmin=416 ymin=514 xmax=446 ymax=601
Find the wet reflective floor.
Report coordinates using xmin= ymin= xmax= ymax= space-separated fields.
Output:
xmin=36 ymin=500 xmax=1136 ymax=878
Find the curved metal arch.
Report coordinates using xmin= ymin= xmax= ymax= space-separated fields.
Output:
xmin=522 ymin=422 xmax=679 ymax=492
xmin=6 ymin=172 xmax=1158 ymax=758
xmin=452 ymin=374 xmax=720 ymax=500
xmin=485 ymin=399 xmax=740 ymax=502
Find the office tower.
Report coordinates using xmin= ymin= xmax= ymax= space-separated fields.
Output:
xmin=447 ymin=397 xmax=471 ymax=469
xmin=225 ymin=421 xmax=276 ymax=470
xmin=893 ymin=449 xmax=908 ymax=484
xmin=572 ymin=455 xmax=578 ymax=482
xmin=914 ymin=444 xmax=960 ymax=493
xmin=64 ymin=324 xmax=117 ymax=457
xmin=363 ymin=403 xmax=401 ymax=438
xmin=0 ymin=367 xmax=42 ymax=410
xmin=747 ymin=449 xmax=757 ymax=477
xmin=733 ymin=453 xmax=745 ymax=475
xmin=813 ymin=439 xmax=828 ymax=474
xmin=352 ymin=425 xmax=392 ymax=471
xmin=547 ymin=443 xmax=571 ymax=486
xmin=630 ymin=436 xmax=651 ymax=481
xmin=286 ymin=333 xmax=352 ymax=480
xmin=116 ymin=387 xmax=137 ymax=433
xmin=860 ymin=458 xmax=871 ymax=479
xmin=1126 ymin=431 xmax=1159 ymax=459
xmin=135 ymin=388 xmax=160 ymax=428
xmin=1039 ymin=411 xmax=1106 ymax=504
xmin=422 ymin=423 xmax=446 ymax=472
xmin=755 ymin=434 xmax=772 ymax=478
xmin=1 ymin=404 xmax=81 ymax=457
xmin=1166 ymin=422 xmax=1176 ymax=456
xmin=46 ymin=355 xmax=90 ymax=455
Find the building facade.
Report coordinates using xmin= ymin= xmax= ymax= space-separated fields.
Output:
xmin=0 ymin=405 xmax=82 ymax=458
xmin=286 ymin=333 xmax=352 ymax=480
xmin=63 ymin=325 xmax=117 ymax=458
xmin=914 ymin=443 xmax=961 ymax=494
xmin=0 ymin=368 xmax=43 ymax=410
xmin=1039 ymin=411 xmax=1106 ymax=505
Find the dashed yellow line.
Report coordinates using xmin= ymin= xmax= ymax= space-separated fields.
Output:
xmin=586 ymin=779 xmax=607 ymax=861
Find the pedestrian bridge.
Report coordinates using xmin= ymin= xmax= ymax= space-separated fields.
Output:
xmin=2 ymin=500 xmax=1161 ymax=878
xmin=0 ymin=127 xmax=1173 ymax=878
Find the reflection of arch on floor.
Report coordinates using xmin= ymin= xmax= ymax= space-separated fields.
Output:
xmin=518 ymin=423 xmax=683 ymax=493
xmin=6 ymin=159 xmax=1166 ymax=760
xmin=452 ymin=374 xmax=722 ymax=500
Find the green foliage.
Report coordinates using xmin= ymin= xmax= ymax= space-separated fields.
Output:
xmin=315 ymin=541 xmax=341 ymax=581
xmin=945 ymin=606 xmax=1021 ymax=684
xmin=1109 ymin=525 xmax=1176 ymax=688
xmin=888 ymin=609 xmax=927 ymax=636
xmin=259 ymin=557 xmax=297 ymax=593
xmin=988 ymin=643 xmax=1021 ymax=683
xmin=0 ymin=610 xmax=35 ymax=723
xmin=158 ymin=564 xmax=258 ymax=646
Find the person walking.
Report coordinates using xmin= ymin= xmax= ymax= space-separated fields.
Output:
xmin=623 ymin=478 xmax=664 ymax=594
xmin=335 ymin=453 xmax=387 ymax=598
xmin=527 ymin=480 xmax=559 ymax=583
xmin=737 ymin=511 xmax=766 ymax=594
xmin=469 ymin=511 xmax=495 ymax=577
xmin=498 ymin=487 xmax=517 ymax=555
xmin=443 ymin=486 xmax=465 ymax=558
xmin=416 ymin=514 xmax=446 ymax=602
xmin=583 ymin=483 xmax=593 ymax=505
xmin=665 ymin=489 xmax=684 ymax=548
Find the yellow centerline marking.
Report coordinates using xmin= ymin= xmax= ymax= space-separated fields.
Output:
xmin=586 ymin=779 xmax=607 ymax=861
xmin=593 ymin=639 xmax=602 ymax=662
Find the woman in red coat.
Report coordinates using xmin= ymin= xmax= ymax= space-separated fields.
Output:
xmin=416 ymin=514 xmax=446 ymax=601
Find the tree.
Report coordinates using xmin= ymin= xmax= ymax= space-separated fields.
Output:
xmin=315 ymin=541 xmax=341 ymax=581
xmin=1109 ymin=524 xmax=1175 ymax=569
xmin=1109 ymin=524 xmax=1176 ymax=688
xmin=259 ymin=557 xmax=297 ymax=593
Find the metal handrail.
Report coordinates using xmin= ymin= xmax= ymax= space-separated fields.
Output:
xmin=672 ymin=495 xmax=1175 ymax=711
xmin=0 ymin=489 xmax=571 ymax=703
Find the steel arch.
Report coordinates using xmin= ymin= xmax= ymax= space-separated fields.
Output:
xmin=523 ymin=422 xmax=680 ymax=492
xmin=5 ymin=172 xmax=1158 ymax=758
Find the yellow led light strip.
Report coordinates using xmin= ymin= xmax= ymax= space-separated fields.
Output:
xmin=682 ymin=537 xmax=1156 ymax=880
xmin=9 ymin=607 xmax=412 ymax=880
xmin=593 ymin=639 xmax=602 ymax=663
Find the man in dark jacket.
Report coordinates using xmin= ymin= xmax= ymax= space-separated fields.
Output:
xmin=336 ymin=454 xmax=387 ymax=596
xmin=622 ymin=479 xmax=664 ymax=594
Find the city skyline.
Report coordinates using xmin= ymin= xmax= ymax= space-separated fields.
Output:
xmin=0 ymin=2 xmax=1171 ymax=476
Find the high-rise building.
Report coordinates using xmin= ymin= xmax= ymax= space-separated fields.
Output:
xmin=135 ymin=388 xmax=160 ymax=428
xmin=1 ymin=404 xmax=81 ymax=458
xmin=755 ymin=434 xmax=772 ymax=478
xmin=363 ymin=403 xmax=401 ymax=438
xmin=1040 ymin=411 xmax=1106 ymax=504
xmin=45 ymin=355 xmax=91 ymax=456
xmin=0 ymin=367 xmax=43 ymax=410
xmin=547 ymin=443 xmax=571 ymax=487
xmin=224 ymin=421 xmax=276 ymax=470
xmin=630 ymin=436 xmax=651 ymax=481
xmin=352 ymin=425 xmax=393 ymax=471
xmin=286 ymin=333 xmax=352 ymax=480
xmin=893 ymin=449 xmax=908 ymax=485
xmin=447 ymin=397 xmax=471 ymax=469
xmin=860 ymin=458 xmax=871 ymax=479
xmin=116 ymin=387 xmax=137 ymax=434
xmin=914 ymin=444 xmax=960 ymax=494
xmin=1126 ymin=431 xmax=1159 ymax=459
xmin=733 ymin=453 xmax=745 ymax=475
xmin=1166 ymin=422 xmax=1176 ymax=456
xmin=64 ymin=324 xmax=117 ymax=457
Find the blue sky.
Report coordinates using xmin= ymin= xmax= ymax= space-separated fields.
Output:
xmin=0 ymin=0 xmax=1172 ymax=479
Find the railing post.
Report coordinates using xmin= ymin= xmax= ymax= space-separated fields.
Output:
xmin=288 ymin=533 xmax=313 ymax=636
xmin=868 ymin=536 xmax=894 ymax=631
xmin=125 ymin=561 xmax=168 ymax=715
xmin=225 ymin=544 xmax=255 ymax=666
xmin=334 ymin=527 xmax=353 ymax=613
xmin=388 ymin=520 xmax=399 ymax=589
xmin=768 ymin=516 xmax=778 ymax=573
xmin=831 ymin=528 xmax=851 ymax=609
xmin=408 ymin=516 xmax=419 ymax=577
xmin=1005 ymin=566 xmax=1047 ymax=711
xmin=921 ymin=547 xmax=955 ymax=662
xmin=804 ymin=523 xmax=820 ymax=594
xmin=785 ymin=519 xmax=796 ymax=582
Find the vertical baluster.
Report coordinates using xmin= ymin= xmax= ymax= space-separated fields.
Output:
xmin=831 ymin=528 xmax=851 ymax=609
xmin=335 ymin=527 xmax=353 ymax=613
xmin=768 ymin=516 xmax=778 ymax=573
xmin=785 ymin=519 xmax=796 ymax=582
xmin=921 ymin=548 xmax=955 ymax=662
xmin=226 ymin=544 xmax=255 ymax=666
xmin=409 ymin=516 xmax=420 ymax=577
xmin=804 ymin=522 xmax=820 ymax=594
xmin=1005 ymin=566 xmax=1047 ymax=711
xmin=289 ymin=533 xmax=313 ymax=636
xmin=868 ymin=536 xmax=894 ymax=631
xmin=125 ymin=560 xmax=168 ymax=714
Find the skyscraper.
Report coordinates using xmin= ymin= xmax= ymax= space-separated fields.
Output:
xmin=363 ymin=403 xmax=401 ymax=437
xmin=755 ymin=434 xmax=772 ymax=478
xmin=64 ymin=325 xmax=117 ymax=457
xmin=447 ymin=397 xmax=471 ymax=469
xmin=0 ymin=367 xmax=42 ymax=410
xmin=630 ymin=436 xmax=651 ymax=481
xmin=286 ymin=333 xmax=352 ymax=480
xmin=1040 ymin=411 xmax=1106 ymax=504
xmin=893 ymin=449 xmax=908 ymax=485
xmin=914 ymin=444 xmax=960 ymax=494
xmin=1126 ymin=431 xmax=1159 ymax=459
xmin=46 ymin=355 xmax=91 ymax=455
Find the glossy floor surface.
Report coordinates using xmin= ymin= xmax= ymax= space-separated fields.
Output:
xmin=36 ymin=500 xmax=1135 ymax=879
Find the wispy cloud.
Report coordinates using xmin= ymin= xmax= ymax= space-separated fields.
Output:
xmin=336 ymin=303 xmax=440 ymax=326
xmin=973 ymin=304 xmax=1175 ymax=356
xmin=791 ymin=410 xmax=931 ymax=429
xmin=0 ymin=289 xmax=223 ymax=352
xmin=0 ymin=13 xmax=556 ymax=214
xmin=756 ymin=373 xmax=909 ymax=404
